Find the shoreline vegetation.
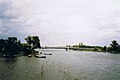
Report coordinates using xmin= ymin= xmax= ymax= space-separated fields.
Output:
xmin=0 ymin=36 xmax=41 ymax=57
xmin=66 ymin=40 xmax=120 ymax=53
xmin=0 ymin=36 xmax=120 ymax=57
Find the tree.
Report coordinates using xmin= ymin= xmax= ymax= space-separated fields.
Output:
xmin=21 ymin=43 xmax=31 ymax=55
xmin=0 ymin=37 xmax=21 ymax=57
xmin=6 ymin=37 xmax=21 ymax=56
xmin=25 ymin=36 xmax=32 ymax=46
xmin=0 ymin=39 xmax=6 ymax=55
xmin=102 ymin=46 xmax=107 ymax=52
xmin=0 ymin=36 xmax=42 ymax=57
xmin=110 ymin=40 xmax=119 ymax=51
xmin=32 ymin=36 xmax=41 ymax=49
xmin=25 ymin=36 xmax=41 ymax=50
xmin=8 ymin=37 xmax=17 ymax=43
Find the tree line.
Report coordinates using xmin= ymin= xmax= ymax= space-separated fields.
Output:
xmin=0 ymin=36 xmax=120 ymax=57
xmin=70 ymin=40 xmax=120 ymax=53
xmin=0 ymin=36 xmax=41 ymax=57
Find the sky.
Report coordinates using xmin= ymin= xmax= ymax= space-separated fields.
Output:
xmin=0 ymin=0 xmax=120 ymax=46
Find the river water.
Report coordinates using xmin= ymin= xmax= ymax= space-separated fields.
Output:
xmin=0 ymin=50 xmax=120 ymax=80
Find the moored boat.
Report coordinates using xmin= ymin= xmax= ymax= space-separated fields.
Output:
xmin=44 ymin=53 xmax=52 ymax=55
xmin=35 ymin=55 xmax=46 ymax=58
xmin=28 ymin=54 xmax=32 ymax=57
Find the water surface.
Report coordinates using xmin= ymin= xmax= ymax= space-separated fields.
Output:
xmin=0 ymin=50 xmax=120 ymax=80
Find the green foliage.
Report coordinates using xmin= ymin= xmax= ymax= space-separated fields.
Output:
xmin=0 ymin=36 xmax=41 ymax=57
xmin=8 ymin=37 xmax=17 ymax=43
xmin=102 ymin=46 xmax=107 ymax=52
xmin=109 ymin=40 xmax=120 ymax=53
xmin=72 ymin=43 xmax=102 ymax=51
xmin=32 ymin=36 xmax=41 ymax=48
xmin=25 ymin=36 xmax=41 ymax=49
xmin=25 ymin=36 xmax=32 ymax=45
xmin=110 ymin=40 xmax=119 ymax=51
xmin=21 ymin=43 xmax=31 ymax=55
xmin=0 ymin=37 xmax=21 ymax=57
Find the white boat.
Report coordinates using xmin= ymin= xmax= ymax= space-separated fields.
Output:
xmin=35 ymin=54 xmax=46 ymax=58
xmin=34 ymin=48 xmax=42 ymax=54
xmin=28 ymin=54 xmax=32 ymax=57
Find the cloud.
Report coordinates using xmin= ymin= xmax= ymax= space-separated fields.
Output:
xmin=0 ymin=1 xmax=13 ymax=37
xmin=0 ymin=0 xmax=27 ymax=40
xmin=1 ymin=0 xmax=120 ymax=46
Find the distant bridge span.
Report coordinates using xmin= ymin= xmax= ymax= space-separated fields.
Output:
xmin=43 ymin=47 xmax=95 ymax=51
xmin=43 ymin=47 xmax=66 ymax=49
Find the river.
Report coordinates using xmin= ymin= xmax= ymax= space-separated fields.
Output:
xmin=0 ymin=50 xmax=120 ymax=80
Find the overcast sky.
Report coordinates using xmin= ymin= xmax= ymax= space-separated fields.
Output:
xmin=0 ymin=0 xmax=120 ymax=46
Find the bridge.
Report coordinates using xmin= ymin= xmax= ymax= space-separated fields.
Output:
xmin=43 ymin=47 xmax=66 ymax=49
xmin=42 ymin=47 xmax=95 ymax=51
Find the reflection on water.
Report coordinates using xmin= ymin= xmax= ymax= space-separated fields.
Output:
xmin=0 ymin=50 xmax=120 ymax=80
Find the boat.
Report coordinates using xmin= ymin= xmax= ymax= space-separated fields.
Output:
xmin=44 ymin=53 xmax=52 ymax=55
xmin=39 ymin=56 xmax=46 ymax=58
xmin=35 ymin=55 xmax=46 ymax=58
xmin=28 ymin=54 xmax=32 ymax=57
